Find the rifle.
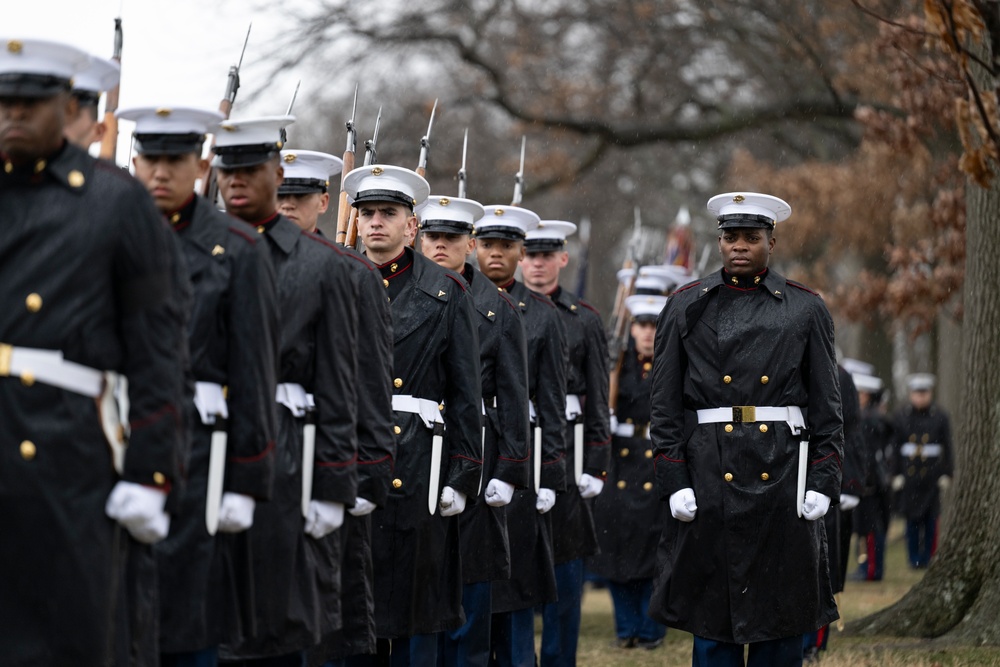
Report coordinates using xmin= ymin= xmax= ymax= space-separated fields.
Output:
xmin=608 ymin=207 xmax=643 ymax=413
xmin=457 ymin=128 xmax=468 ymax=198
xmin=511 ymin=136 xmax=526 ymax=206
xmin=334 ymin=85 xmax=359 ymax=244
xmin=415 ymin=99 xmax=438 ymax=178
xmin=97 ymin=17 xmax=123 ymax=162
xmin=344 ymin=106 xmax=382 ymax=250
xmin=201 ymin=23 xmax=252 ymax=204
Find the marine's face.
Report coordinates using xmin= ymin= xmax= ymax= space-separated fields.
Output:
xmin=718 ymin=227 xmax=774 ymax=277
xmin=420 ymin=230 xmax=474 ymax=273
xmin=476 ymin=237 xmax=525 ymax=284
xmin=133 ymin=152 xmax=206 ymax=213
xmin=278 ymin=191 xmax=329 ymax=233
xmin=0 ymin=92 xmax=74 ymax=161
xmin=909 ymin=389 xmax=933 ymax=410
xmin=519 ymin=249 xmax=567 ymax=292
xmin=357 ymin=201 xmax=416 ymax=257
xmin=631 ymin=320 xmax=657 ymax=357
xmin=217 ymin=160 xmax=283 ymax=223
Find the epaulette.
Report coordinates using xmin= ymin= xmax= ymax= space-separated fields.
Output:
xmin=786 ymin=280 xmax=820 ymax=296
xmin=530 ymin=291 xmax=557 ymax=308
xmin=578 ymin=298 xmax=601 ymax=317
xmin=672 ymin=281 xmax=702 ymax=295
xmin=227 ymin=224 xmax=257 ymax=244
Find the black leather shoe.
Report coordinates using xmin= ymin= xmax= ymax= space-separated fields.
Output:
xmin=638 ymin=637 xmax=664 ymax=650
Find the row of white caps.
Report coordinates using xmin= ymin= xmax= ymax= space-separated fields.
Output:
xmin=0 ymin=37 xmax=119 ymax=95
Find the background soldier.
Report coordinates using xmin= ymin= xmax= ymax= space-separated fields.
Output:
xmin=520 ymin=220 xmax=611 ymax=667
xmin=212 ymin=117 xmax=360 ymax=666
xmin=649 ymin=192 xmax=843 ymax=666
xmin=344 ymin=164 xmax=483 ymax=666
xmin=119 ymin=105 xmax=281 ymax=667
xmin=417 ymin=194 xmax=531 ymax=667
xmin=891 ymin=373 xmax=953 ymax=569
xmin=589 ymin=292 xmax=669 ymax=650
xmin=277 ymin=148 xmax=342 ymax=234
xmin=0 ymin=38 xmax=186 ymax=665
xmin=473 ymin=205 xmax=567 ymax=667
xmin=63 ymin=52 xmax=118 ymax=150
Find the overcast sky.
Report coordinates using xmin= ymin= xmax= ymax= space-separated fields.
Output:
xmin=7 ymin=0 xmax=310 ymax=163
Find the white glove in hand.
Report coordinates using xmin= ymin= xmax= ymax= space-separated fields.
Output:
xmin=217 ymin=492 xmax=256 ymax=533
xmin=669 ymin=487 xmax=698 ymax=522
xmin=802 ymin=491 xmax=832 ymax=521
xmin=536 ymin=488 xmax=556 ymax=514
xmin=105 ymin=481 xmax=170 ymax=544
xmin=439 ymin=486 xmax=468 ymax=517
xmin=485 ymin=479 xmax=515 ymax=507
xmin=938 ymin=475 xmax=952 ymax=491
xmin=349 ymin=497 xmax=377 ymax=517
xmin=892 ymin=475 xmax=905 ymax=492
xmin=839 ymin=494 xmax=860 ymax=511
xmin=578 ymin=473 xmax=604 ymax=499
xmin=304 ymin=500 xmax=345 ymax=539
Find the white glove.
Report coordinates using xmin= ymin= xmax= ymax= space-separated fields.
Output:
xmin=578 ymin=473 xmax=604 ymax=499
xmin=217 ymin=492 xmax=256 ymax=533
xmin=669 ymin=487 xmax=698 ymax=522
xmin=536 ymin=488 xmax=556 ymax=514
xmin=938 ymin=475 xmax=952 ymax=491
xmin=349 ymin=497 xmax=377 ymax=517
xmin=304 ymin=500 xmax=345 ymax=539
xmin=839 ymin=494 xmax=860 ymax=511
xmin=439 ymin=486 xmax=468 ymax=516
xmin=802 ymin=490 xmax=832 ymax=521
xmin=485 ymin=479 xmax=515 ymax=507
xmin=105 ymin=481 xmax=170 ymax=544
xmin=892 ymin=475 xmax=905 ymax=492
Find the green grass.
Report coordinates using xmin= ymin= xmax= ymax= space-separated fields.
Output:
xmin=534 ymin=519 xmax=1000 ymax=665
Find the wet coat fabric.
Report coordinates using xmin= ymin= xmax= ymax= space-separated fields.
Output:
xmin=0 ymin=143 xmax=187 ymax=666
xmin=589 ymin=347 xmax=665 ymax=582
xmin=891 ymin=403 xmax=953 ymax=520
xmin=549 ymin=287 xmax=610 ymax=564
xmin=649 ymin=268 xmax=843 ymax=644
xmin=369 ymin=248 xmax=483 ymax=638
xmin=156 ymin=195 xmax=279 ymax=652
xmin=221 ymin=214 xmax=359 ymax=659
xmin=491 ymin=278 xmax=566 ymax=613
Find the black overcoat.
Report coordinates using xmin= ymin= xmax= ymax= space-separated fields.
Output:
xmin=892 ymin=403 xmax=953 ymax=520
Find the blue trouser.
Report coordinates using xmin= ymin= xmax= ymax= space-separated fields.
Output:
xmin=490 ymin=608 xmax=536 ymax=667
xmin=162 ymin=648 xmax=219 ymax=667
xmin=692 ymin=635 xmax=803 ymax=667
xmin=607 ymin=579 xmax=666 ymax=642
xmin=539 ymin=559 xmax=583 ymax=667
xmin=801 ymin=624 xmax=830 ymax=654
xmin=906 ymin=513 xmax=937 ymax=568
xmin=439 ymin=581 xmax=491 ymax=667
xmin=224 ymin=651 xmax=307 ymax=667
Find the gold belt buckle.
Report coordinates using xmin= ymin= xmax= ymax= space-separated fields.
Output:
xmin=732 ymin=406 xmax=756 ymax=423
xmin=0 ymin=343 xmax=12 ymax=377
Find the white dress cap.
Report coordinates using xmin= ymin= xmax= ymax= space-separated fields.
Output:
xmin=72 ymin=54 xmax=120 ymax=95
xmin=639 ymin=264 xmax=691 ymax=291
xmin=626 ymin=294 xmax=668 ymax=321
xmin=841 ymin=358 xmax=876 ymax=377
xmin=616 ymin=268 xmax=637 ymax=287
xmin=117 ymin=106 xmax=225 ymax=155
xmin=210 ymin=115 xmax=296 ymax=168
xmin=708 ymin=192 xmax=791 ymax=228
xmin=852 ymin=374 xmax=884 ymax=393
xmin=525 ymin=220 xmax=577 ymax=252
xmin=279 ymin=149 xmax=345 ymax=194
xmin=344 ymin=164 xmax=430 ymax=209
xmin=0 ymin=38 xmax=91 ymax=96
xmin=474 ymin=205 xmax=540 ymax=240
xmin=906 ymin=373 xmax=936 ymax=392
xmin=416 ymin=195 xmax=486 ymax=233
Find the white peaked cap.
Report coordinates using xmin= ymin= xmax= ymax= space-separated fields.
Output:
xmin=626 ymin=294 xmax=668 ymax=321
xmin=72 ymin=54 xmax=119 ymax=94
xmin=117 ymin=106 xmax=224 ymax=134
xmin=416 ymin=195 xmax=486 ymax=233
xmin=906 ymin=373 xmax=936 ymax=391
xmin=279 ymin=149 xmax=344 ymax=193
xmin=474 ymin=205 xmax=541 ymax=240
xmin=708 ymin=192 xmax=792 ymax=227
xmin=344 ymin=164 xmax=429 ymax=209
xmin=853 ymin=374 xmax=884 ymax=393
xmin=0 ymin=38 xmax=90 ymax=96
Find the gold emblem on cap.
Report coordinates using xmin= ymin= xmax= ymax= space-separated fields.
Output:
xmin=494 ymin=208 xmax=504 ymax=216
xmin=68 ymin=170 xmax=85 ymax=188
xmin=439 ymin=197 xmax=450 ymax=206
xmin=733 ymin=194 xmax=746 ymax=203
xmin=371 ymin=167 xmax=384 ymax=176
xmin=538 ymin=222 xmax=545 ymax=228
xmin=7 ymin=40 xmax=23 ymax=54
xmin=276 ymin=141 xmax=283 ymax=149
xmin=220 ymin=123 xmax=236 ymax=132
xmin=155 ymin=108 xmax=172 ymax=117
xmin=284 ymin=154 xmax=297 ymax=163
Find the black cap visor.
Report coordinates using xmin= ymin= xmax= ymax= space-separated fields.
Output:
xmin=351 ymin=189 xmax=416 ymax=209
xmin=474 ymin=225 xmax=526 ymax=241
xmin=213 ymin=143 xmax=280 ymax=169
xmin=0 ymin=73 xmax=72 ymax=98
xmin=419 ymin=219 xmax=473 ymax=235
xmin=134 ymin=133 xmax=205 ymax=156
xmin=278 ymin=177 xmax=328 ymax=195
xmin=524 ymin=238 xmax=566 ymax=254
xmin=717 ymin=214 xmax=775 ymax=230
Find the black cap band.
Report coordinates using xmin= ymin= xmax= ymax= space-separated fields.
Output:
xmin=473 ymin=225 xmax=527 ymax=241
xmin=72 ymin=90 xmax=101 ymax=107
xmin=524 ymin=238 xmax=567 ymax=253
xmin=134 ymin=133 xmax=205 ymax=156
xmin=634 ymin=286 xmax=665 ymax=296
xmin=717 ymin=213 xmax=774 ymax=229
xmin=632 ymin=313 xmax=659 ymax=323
xmin=214 ymin=143 xmax=281 ymax=168
xmin=0 ymin=73 xmax=72 ymax=98
xmin=278 ymin=177 xmax=328 ymax=195
xmin=419 ymin=219 xmax=474 ymax=234
xmin=351 ymin=189 xmax=416 ymax=209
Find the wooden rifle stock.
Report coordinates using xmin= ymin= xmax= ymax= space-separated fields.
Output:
xmin=98 ymin=18 xmax=122 ymax=162
xmin=607 ymin=264 xmax=637 ymax=413
xmin=335 ymin=148 xmax=355 ymax=244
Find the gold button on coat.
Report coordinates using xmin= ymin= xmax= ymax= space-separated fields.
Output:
xmin=393 ymin=378 xmax=403 ymax=388
xmin=20 ymin=440 xmax=36 ymax=460
xmin=393 ymin=426 xmax=401 ymax=435
xmin=20 ymin=370 xmax=34 ymax=386
xmin=645 ymin=449 xmax=653 ymax=458
xmin=724 ymin=424 xmax=734 ymax=433
xmin=759 ymin=424 xmax=768 ymax=433
xmin=723 ymin=375 xmax=732 ymax=384
xmin=392 ymin=478 xmax=403 ymax=489
xmin=643 ymin=482 xmax=653 ymax=491
xmin=153 ymin=472 xmax=166 ymax=485
xmin=724 ymin=473 xmax=733 ymax=482
xmin=761 ymin=473 xmax=770 ymax=481
xmin=25 ymin=293 xmax=42 ymax=312
xmin=617 ymin=480 xmax=627 ymax=490
xmin=761 ymin=376 xmax=769 ymax=384
xmin=620 ymin=448 xmax=629 ymax=457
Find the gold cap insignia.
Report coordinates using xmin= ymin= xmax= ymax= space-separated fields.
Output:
xmin=155 ymin=108 xmax=171 ymax=117
xmin=220 ymin=123 xmax=235 ymax=132
xmin=371 ymin=167 xmax=384 ymax=176
xmin=538 ymin=221 xmax=545 ymax=228
xmin=68 ymin=170 xmax=85 ymax=188
xmin=283 ymin=154 xmax=297 ymax=163
xmin=7 ymin=40 xmax=23 ymax=54
xmin=324 ymin=180 xmax=330 ymax=187
xmin=439 ymin=197 xmax=450 ymax=206
xmin=733 ymin=194 xmax=745 ymax=203
xmin=494 ymin=208 xmax=504 ymax=216
xmin=275 ymin=141 xmax=283 ymax=149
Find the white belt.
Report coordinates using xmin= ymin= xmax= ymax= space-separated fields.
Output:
xmin=565 ymin=394 xmax=583 ymax=422
xmin=276 ymin=382 xmax=311 ymax=417
xmin=614 ymin=422 xmax=650 ymax=439
xmin=901 ymin=443 xmax=942 ymax=458
xmin=0 ymin=343 xmax=105 ymax=397
xmin=481 ymin=396 xmax=498 ymax=416
xmin=696 ymin=405 xmax=806 ymax=432
xmin=194 ymin=382 xmax=229 ymax=425
xmin=528 ymin=400 xmax=537 ymax=424
xmin=393 ymin=394 xmax=444 ymax=429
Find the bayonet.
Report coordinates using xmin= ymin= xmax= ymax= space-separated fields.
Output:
xmin=98 ymin=16 xmax=124 ymax=162
xmin=511 ymin=136 xmax=526 ymax=206
xmin=457 ymin=128 xmax=468 ymax=199
xmin=416 ymin=98 xmax=438 ymax=176
xmin=221 ymin=23 xmax=252 ymax=114
xmin=280 ymin=80 xmax=301 ymax=145
xmin=345 ymin=84 xmax=358 ymax=154
xmin=363 ymin=106 xmax=382 ymax=167
xmin=336 ymin=85 xmax=360 ymax=244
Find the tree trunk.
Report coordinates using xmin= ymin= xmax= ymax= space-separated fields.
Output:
xmin=849 ymin=34 xmax=1000 ymax=635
